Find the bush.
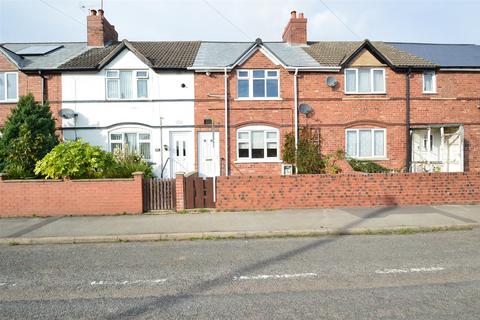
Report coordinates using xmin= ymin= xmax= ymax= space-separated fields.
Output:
xmin=347 ymin=158 xmax=390 ymax=173
xmin=106 ymin=148 xmax=154 ymax=179
xmin=0 ymin=94 xmax=58 ymax=175
xmin=35 ymin=140 xmax=115 ymax=179
xmin=283 ymin=129 xmax=324 ymax=174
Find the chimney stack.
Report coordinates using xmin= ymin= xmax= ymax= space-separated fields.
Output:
xmin=282 ymin=10 xmax=307 ymax=45
xmin=87 ymin=9 xmax=118 ymax=47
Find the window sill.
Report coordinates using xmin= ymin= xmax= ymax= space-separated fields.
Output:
xmin=423 ymin=91 xmax=437 ymax=95
xmin=344 ymin=92 xmax=387 ymax=95
xmin=234 ymin=159 xmax=283 ymax=164
xmin=350 ymin=157 xmax=389 ymax=161
xmin=234 ymin=97 xmax=283 ymax=101
xmin=0 ymin=100 xmax=18 ymax=104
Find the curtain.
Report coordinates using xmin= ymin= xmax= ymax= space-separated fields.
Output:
xmin=6 ymin=73 xmax=17 ymax=100
xmin=374 ymin=130 xmax=385 ymax=156
xmin=359 ymin=130 xmax=372 ymax=157
xmin=137 ymin=79 xmax=148 ymax=98
xmin=346 ymin=131 xmax=357 ymax=157
xmin=124 ymin=133 xmax=137 ymax=153
xmin=373 ymin=70 xmax=384 ymax=92
xmin=251 ymin=131 xmax=265 ymax=158
xmin=0 ymin=73 xmax=4 ymax=101
xmin=358 ymin=69 xmax=371 ymax=92
xmin=120 ymin=71 xmax=132 ymax=99
xmin=107 ymin=79 xmax=119 ymax=99
xmin=345 ymin=70 xmax=356 ymax=92
xmin=424 ymin=73 xmax=433 ymax=91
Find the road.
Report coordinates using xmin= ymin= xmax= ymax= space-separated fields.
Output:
xmin=1 ymin=230 xmax=480 ymax=319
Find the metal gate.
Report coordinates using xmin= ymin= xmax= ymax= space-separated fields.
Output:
xmin=184 ymin=176 xmax=215 ymax=209
xmin=143 ymin=178 xmax=176 ymax=211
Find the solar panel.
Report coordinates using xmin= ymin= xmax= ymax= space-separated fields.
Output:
xmin=15 ymin=45 xmax=63 ymax=56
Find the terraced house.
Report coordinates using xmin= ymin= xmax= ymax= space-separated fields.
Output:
xmin=1 ymin=9 xmax=479 ymax=177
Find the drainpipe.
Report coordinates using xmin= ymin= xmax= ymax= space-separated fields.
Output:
xmin=38 ymin=71 xmax=46 ymax=104
xmin=294 ymin=68 xmax=299 ymax=152
xmin=224 ymin=67 xmax=229 ymax=176
xmin=405 ymin=69 xmax=412 ymax=172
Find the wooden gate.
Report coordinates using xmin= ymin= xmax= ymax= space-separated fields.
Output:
xmin=143 ymin=178 xmax=176 ymax=211
xmin=184 ymin=176 xmax=215 ymax=209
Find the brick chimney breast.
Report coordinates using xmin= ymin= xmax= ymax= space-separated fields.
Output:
xmin=282 ymin=10 xmax=307 ymax=45
xmin=87 ymin=9 xmax=119 ymax=47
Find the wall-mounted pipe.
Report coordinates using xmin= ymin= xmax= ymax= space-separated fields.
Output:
xmin=405 ymin=69 xmax=412 ymax=172
xmin=293 ymin=68 xmax=299 ymax=152
xmin=224 ymin=67 xmax=229 ymax=176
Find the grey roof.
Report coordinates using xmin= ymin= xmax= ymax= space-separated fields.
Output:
xmin=0 ymin=42 xmax=88 ymax=70
xmin=192 ymin=41 xmax=324 ymax=69
xmin=304 ymin=41 xmax=436 ymax=69
xmin=387 ymin=42 xmax=480 ymax=68
xmin=59 ymin=41 xmax=201 ymax=70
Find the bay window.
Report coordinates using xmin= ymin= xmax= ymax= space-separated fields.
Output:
xmin=345 ymin=68 xmax=385 ymax=94
xmin=346 ymin=128 xmax=386 ymax=159
xmin=110 ymin=131 xmax=151 ymax=159
xmin=0 ymin=72 xmax=18 ymax=102
xmin=106 ymin=70 xmax=149 ymax=100
xmin=237 ymin=126 xmax=279 ymax=161
xmin=237 ymin=69 xmax=279 ymax=99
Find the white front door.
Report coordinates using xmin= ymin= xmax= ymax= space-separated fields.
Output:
xmin=198 ymin=131 xmax=220 ymax=177
xmin=170 ymin=132 xmax=191 ymax=175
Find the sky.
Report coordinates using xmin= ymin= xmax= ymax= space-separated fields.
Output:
xmin=0 ymin=0 xmax=479 ymax=44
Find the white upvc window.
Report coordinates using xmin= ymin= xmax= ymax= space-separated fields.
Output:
xmin=345 ymin=128 xmax=386 ymax=159
xmin=237 ymin=69 xmax=279 ymax=99
xmin=423 ymin=71 xmax=436 ymax=93
xmin=237 ymin=125 xmax=279 ymax=161
xmin=110 ymin=131 xmax=151 ymax=160
xmin=345 ymin=68 xmax=386 ymax=94
xmin=106 ymin=70 xmax=149 ymax=100
xmin=0 ymin=72 xmax=18 ymax=102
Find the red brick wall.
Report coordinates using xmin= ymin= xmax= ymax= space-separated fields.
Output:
xmin=216 ymin=172 xmax=480 ymax=210
xmin=0 ymin=173 xmax=144 ymax=217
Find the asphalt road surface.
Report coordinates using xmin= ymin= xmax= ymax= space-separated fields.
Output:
xmin=1 ymin=230 xmax=480 ymax=319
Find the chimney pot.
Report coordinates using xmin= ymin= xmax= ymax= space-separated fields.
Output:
xmin=299 ymin=12 xmax=304 ymax=19
xmin=290 ymin=11 xmax=297 ymax=19
xmin=98 ymin=9 xmax=104 ymax=16
xmin=90 ymin=9 xmax=97 ymax=16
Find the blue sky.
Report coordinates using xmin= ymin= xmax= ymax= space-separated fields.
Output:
xmin=1 ymin=0 xmax=479 ymax=44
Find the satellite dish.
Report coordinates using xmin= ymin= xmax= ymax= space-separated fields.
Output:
xmin=298 ymin=103 xmax=313 ymax=115
xmin=326 ymin=76 xmax=338 ymax=87
xmin=59 ymin=108 xmax=77 ymax=119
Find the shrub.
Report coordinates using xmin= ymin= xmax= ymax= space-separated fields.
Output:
xmin=347 ymin=158 xmax=390 ymax=173
xmin=283 ymin=129 xmax=324 ymax=174
xmin=35 ymin=140 xmax=115 ymax=179
xmin=106 ymin=148 xmax=154 ymax=179
xmin=0 ymin=94 xmax=58 ymax=175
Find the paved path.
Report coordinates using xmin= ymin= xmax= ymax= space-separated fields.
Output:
xmin=1 ymin=231 xmax=480 ymax=319
xmin=0 ymin=205 xmax=479 ymax=244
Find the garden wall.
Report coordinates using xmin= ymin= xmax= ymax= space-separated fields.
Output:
xmin=0 ymin=172 xmax=144 ymax=217
xmin=215 ymin=172 xmax=480 ymax=210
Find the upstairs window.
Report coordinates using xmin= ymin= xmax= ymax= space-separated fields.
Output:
xmin=0 ymin=72 xmax=18 ymax=102
xmin=345 ymin=68 xmax=385 ymax=94
xmin=110 ymin=131 xmax=151 ymax=160
xmin=346 ymin=128 xmax=386 ymax=159
xmin=106 ymin=70 xmax=149 ymax=100
xmin=237 ymin=126 xmax=279 ymax=161
xmin=423 ymin=71 xmax=436 ymax=93
xmin=237 ymin=69 xmax=279 ymax=99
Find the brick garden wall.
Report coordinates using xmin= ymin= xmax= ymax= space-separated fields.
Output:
xmin=0 ymin=173 xmax=144 ymax=217
xmin=215 ymin=172 xmax=480 ymax=210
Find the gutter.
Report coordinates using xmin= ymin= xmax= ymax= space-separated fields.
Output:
xmin=405 ymin=68 xmax=412 ymax=172
xmin=189 ymin=66 xmax=341 ymax=73
xmin=38 ymin=70 xmax=47 ymax=104
xmin=224 ymin=67 xmax=229 ymax=176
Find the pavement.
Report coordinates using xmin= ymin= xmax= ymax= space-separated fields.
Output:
xmin=2 ymin=231 xmax=480 ymax=319
xmin=0 ymin=204 xmax=479 ymax=245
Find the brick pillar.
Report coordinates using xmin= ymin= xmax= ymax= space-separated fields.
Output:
xmin=175 ymin=172 xmax=185 ymax=211
xmin=0 ymin=173 xmax=7 ymax=181
xmin=132 ymin=172 xmax=145 ymax=213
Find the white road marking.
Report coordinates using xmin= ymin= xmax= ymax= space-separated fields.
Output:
xmin=233 ymin=273 xmax=317 ymax=281
xmin=90 ymin=279 xmax=167 ymax=286
xmin=0 ymin=282 xmax=16 ymax=287
xmin=375 ymin=267 xmax=445 ymax=274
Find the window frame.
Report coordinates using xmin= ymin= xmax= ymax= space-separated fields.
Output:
xmin=345 ymin=128 xmax=387 ymax=159
xmin=422 ymin=70 xmax=436 ymax=94
xmin=236 ymin=125 xmax=280 ymax=162
xmin=344 ymin=68 xmax=386 ymax=94
xmin=105 ymin=69 xmax=149 ymax=100
xmin=109 ymin=130 xmax=152 ymax=160
xmin=236 ymin=69 xmax=281 ymax=100
xmin=0 ymin=72 xmax=19 ymax=102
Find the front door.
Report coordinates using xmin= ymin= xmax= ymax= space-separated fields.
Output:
xmin=170 ymin=132 xmax=191 ymax=176
xmin=198 ymin=131 xmax=220 ymax=177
